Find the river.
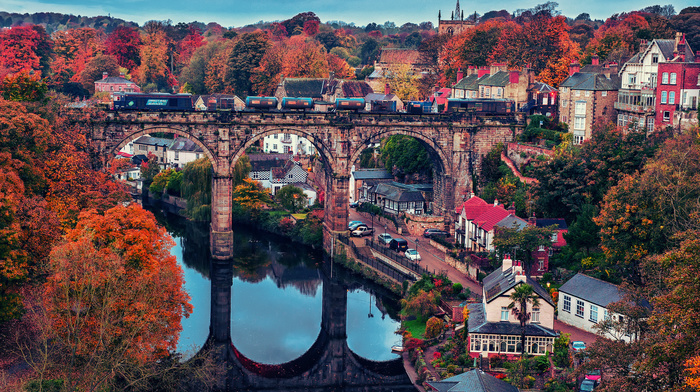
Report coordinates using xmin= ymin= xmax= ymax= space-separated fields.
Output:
xmin=150 ymin=208 xmax=403 ymax=364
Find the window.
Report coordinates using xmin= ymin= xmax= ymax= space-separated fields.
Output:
xmin=501 ymin=307 xmax=509 ymax=321
xmin=661 ymin=91 xmax=667 ymax=104
xmin=652 ymin=53 xmax=659 ymax=63
xmin=648 ymin=118 xmax=655 ymax=131
xmin=575 ymin=91 xmax=580 ymax=97
xmin=574 ymin=134 xmax=584 ymax=144
xmin=542 ymin=96 xmax=548 ymax=105
xmin=670 ymin=73 xmax=677 ymax=84
xmin=585 ymin=91 xmax=591 ymax=97
xmin=602 ymin=91 xmax=607 ymax=97
xmin=669 ymin=91 xmax=675 ymax=105
xmin=574 ymin=116 xmax=585 ymax=130
xmin=563 ymin=295 xmax=571 ymax=313
xmin=538 ymin=259 xmax=545 ymax=270
xmin=576 ymin=300 xmax=584 ymax=318
xmin=651 ymin=73 xmax=657 ymax=87
xmin=590 ymin=305 xmax=598 ymax=323
xmin=139 ymin=145 xmax=146 ymax=151
xmin=273 ymin=134 xmax=278 ymax=139
xmin=538 ymin=245 xmax=546 ymax=251
xmin=663 ymin=111 xmax=670 ymax=122
xmin=174 ymin=151 xmax=179 ymax=160
xmin=662 ymin=72 xmax=669 ymax=84
xmin=574 ymin=101 xmax=586 ymax=115
xmin=628 ymin=74 xmax=636 ymax=85
xmin=562 ymin=100 xmax=568 ymax=108
xmin=532 ymin=307 xmax=540 ymax=323
xmin=551 ymin=233 xmax=558 ymax=242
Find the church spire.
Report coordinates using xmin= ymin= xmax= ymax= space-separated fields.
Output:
xmin=455 ymin=0 xmax=461 ymax=21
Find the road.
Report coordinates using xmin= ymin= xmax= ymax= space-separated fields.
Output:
xmin=348 ymin=208 xmax=483 ymax=296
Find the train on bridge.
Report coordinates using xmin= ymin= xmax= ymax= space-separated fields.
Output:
xmin=110 ymin=92 xmax=516 ymax=116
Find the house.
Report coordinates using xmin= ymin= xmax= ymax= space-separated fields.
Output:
xmin=427 ymin=369 xmax=519 ymax=392
xmin=558 ymin=273 xmax=638 ymax=342
xmin=655 ymin=34 xmax=699 ymax=131
xmin=522 ymin=82 xmax=558 ymax=118
xmin=94 ymin=72 xmax=141 ymax=94
xmin=263 ymin=132 xmax=316 ymax=155
xmin=291 ymin=182 xmax=317 ymax=206
xmin=526 ymin=217 xmax=568 ymax=276
xmin=437 ymin=0 xmax=476 ymax=36
xmin=349 ymin=168 xmax=393 ymax=202
xmin=451 ymin=68 xmax=489 ymax=99
xmin=477 ymin=65 xmax=534 ymax=110
xmin=467 ymin=255 xmax=558 ymax=358
xmin=131 ymin=136 xmax=172 ymax=165
xmin=365 ymin=88 xmax=405 ymax=112
xmin=269 ymin=161 xmax=309 ymax=195
xmin=454 ymin=197 xmax=512 ymax=252
xmin=616 ymin=34 xmax=695 ymax=132
xmin=368 ymin=48 xmax=425 ymax=93
xmin=368 ymin=182 xmax=432 ymax=215
xmin=430 ymin=88 xmax=452 ymax=111
xmin=248 ymin=154 xmax=293 ymax=191
xmin=558 ymin=61 xmax=620 ymax=144
xmin=167 ymin=137 xmax=204 ymax=168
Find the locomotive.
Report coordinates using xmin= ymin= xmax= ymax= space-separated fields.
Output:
xmin=112 ymin=92 xmax=194 ymax=111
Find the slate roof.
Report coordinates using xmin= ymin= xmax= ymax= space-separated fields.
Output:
xmin=352 ymin=169 xmax=393 ymax=180
xmin=341 ymin=81 xmax=374 ymax=98
xmin=365 ymin=93 xmax=399 ymax=102
xmin=533 ymin=218 xmax=568 ymax=230
xmin=530 ymin=82 xmax=556 ymax=93
xmin=250 ymin=159 xmax=289 ymax=172
xmin=248 ymin=153 xmax=293 ymax=162
xmin=495 ymin=215 xmax=529 ymax=231
xmin=168 ymin=138 xmax=203 ymax=153
xmin=133 ymin=136 xmax=172 ymax=147
xmin=478 ymin=71 xmax=511 ymax=87
xmin=468 ymin=302 xmax=558 ymax=338
xmin=559 ymin=273 xmax=622 ymax=308
xmin=427 ymin=368 xmax=520 ymax=392
xmin=559 ymin=72 xmax=620 ymax=91
xmin=378 ymin=48 xmax=420 ymax=65
xmin=373 ymin=182 xmax=427 ymax=202
xmin=97 ymin=76 xmax=137 ymax=85
xmin=453 ymin=74 xmax=484 ymax=90
xmin=283 ymin=78 xmax=337 ymax=98
xmin=482 ymin=265 xmax=554 ymax=306
xmin=271 ymin=161 xmax=296 ymax=180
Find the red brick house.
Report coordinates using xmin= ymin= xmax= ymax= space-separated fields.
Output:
xmin=94 ymin=72 xmax=141 ymax=93
xmin=655 ymin=34 xmax=699 ymax=131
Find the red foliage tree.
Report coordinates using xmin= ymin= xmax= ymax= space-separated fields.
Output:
xmin=105 ymin=25 xmax=142 ymax=70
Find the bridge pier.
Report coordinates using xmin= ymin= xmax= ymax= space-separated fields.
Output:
xmin=211 ymin=175 xmax=234 ymax=260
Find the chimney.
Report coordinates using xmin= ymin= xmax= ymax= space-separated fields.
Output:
xmin=477 ymin=67 xmax=489 ymax=78
xmin=569 ymin=62 xmax=580 ymax=76
xmin=493 ymin=198 xmax=499 ymax=206
xmin=528 ymin=212 xmax=536 ymax=225
xmin=502 ymin=254 xmax=513 ymax=271
xmin=507 ymin=202 xmax=516 ymax=215
xmin=467 ymin=65 xmax=476 ymax=75
xmin=509 ymin=70 xmax=519 ymax=84
xmin=514 ymin=261 xmax=526 ymax=282
xmin=119 ymin=71 xmax=125 ymax=78
xmin=102 ymin=71 xmax=108 ymax=80
xmin=384 ymin=83 xmax=391 ymax=95
xmin=456 ymin=68 xmax=463 ymax=82
xmin=639 ymin=39 xmax=648 ymax=53
xmin=591 ymin=55 xmax=599 ymax=66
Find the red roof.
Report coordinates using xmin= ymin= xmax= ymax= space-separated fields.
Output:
xmin=473 ymin=207 xmax=511 ymax=231
xmin=456 ymin=196 xmax=488 ymax=213
xmin=117 ymin=151 xmax=133 ymax=158
xmin=429 ymin=88 xmax=451 ymax=105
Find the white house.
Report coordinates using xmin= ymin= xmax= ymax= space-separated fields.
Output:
xmin=263 ymin=133 xmax=316 ymax=155
xmin=467 ymin=255 xmax=558 ymax=357
xmin=167 ymin=138 xmax=204 ymax=169
xmin=558 ymin=273 xmax=637 ymax=342
xmin=249 ymin=157 xmax=309 ymax=196
xmin=454 ymin=196 xmax=521 ymax=252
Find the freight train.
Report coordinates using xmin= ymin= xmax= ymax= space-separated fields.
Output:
xmin=111 ymin=92 xmax=515 ymax=116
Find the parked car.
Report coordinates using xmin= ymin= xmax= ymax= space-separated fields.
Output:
xmin=349 ymin=201 xmax=359 ymax=208
xmin=423 ymin=228 xmax=449 ymax=238
xmin=405 ymin=248 xmax=421 ymax=261
xmin=389 ymin=238 xmax=408 ymax=252
xmin=572 ymin=341 xmax=587 ymax=352
xmin=348 ymin=221 xmax=364 ymax=230
xmin=584 ymin=369 xmax=602 ymax=382
xmin=377 ymin=233 xmax=393 ymax=244
xmin=579 ymin=378 xmax=599 ymax=391
xmin=351 ymin=226 xmax=374 ymax=237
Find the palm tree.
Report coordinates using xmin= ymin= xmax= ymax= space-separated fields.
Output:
xmin=508 ymin=284 xmax=540 ymax=356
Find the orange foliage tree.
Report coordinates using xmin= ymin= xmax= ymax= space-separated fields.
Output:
xmin=42 ymin=204 xmax=192 ymax=389
xmin=0 ymin=25 xmax=52 ymax=77
xmin=136 ymin=29 xmax=176 ymax=91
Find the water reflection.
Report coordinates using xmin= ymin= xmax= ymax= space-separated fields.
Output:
xmin=150 ymin=207 xmax=403 ymax=364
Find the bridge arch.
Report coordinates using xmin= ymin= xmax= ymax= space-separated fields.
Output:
xmin=109 ymin=125 xmax=217 ymax=167
xmin=348 ymin=128 xmax=453 ymax=177
xmin=229 ymin=126 xmax=336 ymax=174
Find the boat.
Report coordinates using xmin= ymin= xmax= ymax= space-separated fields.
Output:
xmin=391 ymin=344 xmax=404 ymax=353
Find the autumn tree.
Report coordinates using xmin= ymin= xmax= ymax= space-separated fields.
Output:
xmin=177 ymin=24 xmax=205 ymax=69
xmin=79 ymin=54 xmax=119 ymax=93
xmin=326 ymin=53 xmax=355 ymax=80
xmin=1 ymin=71 xmax=48 ymax=102
xmin=381 ymin=63 xmax=420 ymax=101
xmin=401 ymin=289 xmax=441 ymax=320
xmin=42 ymin=204 xmax=192 ymax=391
xmin=494 ymin=225 xmax=556 ymax=277
xmin=136 ymin=29 xmax=175 ymax=91
xmin=233 ymin=178 xmax=272 ymax=211
xmin=140 ymin=152 xmax=161 ymax=185
xmin=105 ymin=25 xmax=142 ymax=70
xmin=424 ymin=317 xmax=444 ymax=339
xmin=182 ymin=157 xmax=212 ymax=221
xmin=0 ymin=25 xmax=52 ymax=76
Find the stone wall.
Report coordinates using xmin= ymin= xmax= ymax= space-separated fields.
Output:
xmin=404 ymin=213 xmax=445 ymax=237
xmin=506 ymin=142 xmax=552 ymax=170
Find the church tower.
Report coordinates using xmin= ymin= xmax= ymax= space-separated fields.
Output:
xmin=438 ymin=0 xmax=475 ymax=35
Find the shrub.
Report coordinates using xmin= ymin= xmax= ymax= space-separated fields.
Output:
xmin=425 ymin=316 xmax=444 ymax=339
xmin=452 ymin=283 xmax=463 ymax=296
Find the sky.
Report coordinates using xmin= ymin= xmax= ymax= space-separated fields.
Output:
xmin=0 ymin=0 xmax=696 ymax=28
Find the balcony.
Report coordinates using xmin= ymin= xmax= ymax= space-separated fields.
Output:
xmin=614 ymin=102 xmax=654 ymax=114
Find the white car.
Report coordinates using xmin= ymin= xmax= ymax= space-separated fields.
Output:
xmin=405 ymin=248 xmax=421 ymax=261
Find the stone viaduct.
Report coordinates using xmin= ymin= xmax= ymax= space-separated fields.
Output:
xmin=83 ymin=110 xmax=524 ymax=259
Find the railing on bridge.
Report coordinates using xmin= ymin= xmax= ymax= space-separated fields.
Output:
xmin=336 ymin=235 xmax=416 ymax=283
xmin=364 ymin=238 xmax=448 ymax=277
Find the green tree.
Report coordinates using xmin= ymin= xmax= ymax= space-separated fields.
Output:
xmin=226 ymin=32 xmax=271 ymax=97
xmin=564 ymin=203 xmax=599 ymax=256
xmin=424 ymin=316 xmax=444 ymax=339
xmin=149 ymin=168 xmax=176 ymax=198
xmin=166 ymin=170 xmax=183 ymax=197
xmin=380 ymin=135 xmax=433 ymax=182
xmin=181 ymin=158 xmax=212 ymax=221
xmin=275 ymin=185 xmax=307 ymax=213
xmin=494 ymin=225 xmax=556 ymax=277
xmin=139 ymin=153 xmax=161 ymax=186
xmin=232 ymin=155 xmax=251 ymax=186
xmin=508 ymin=284 xmax=541 ymax=355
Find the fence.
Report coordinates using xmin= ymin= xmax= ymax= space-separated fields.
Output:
xmin=336 ymin=234 xmax=416 ymax=283
xmin=365 ymin=238 xmax=448 ymax=277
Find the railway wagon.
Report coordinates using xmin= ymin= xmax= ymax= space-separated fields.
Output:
xmin=335 ymin=98 xmax=365 ymax=111
xmin=113 ymin=92 xmax=194 ymax=111
xmin=245 ymin=96 xmax=278 ymax=110
xmin=281 ymin=97 xmax=314 ymax=110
